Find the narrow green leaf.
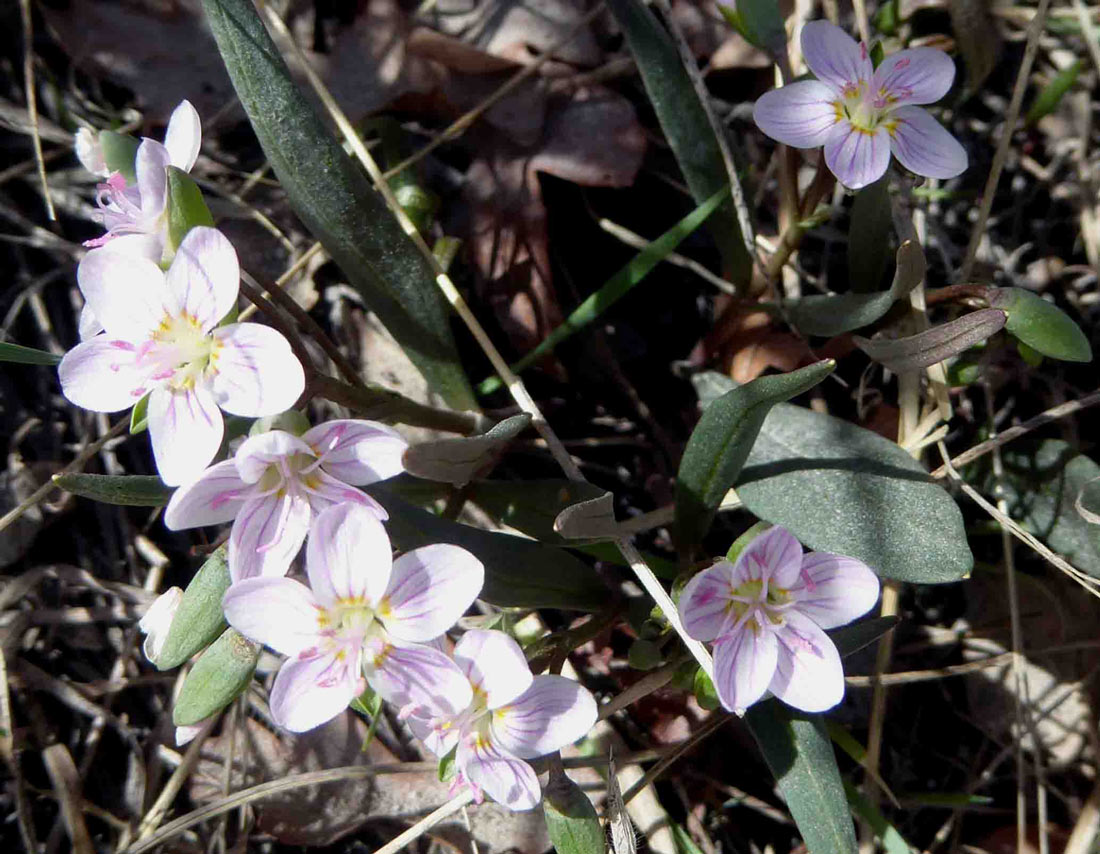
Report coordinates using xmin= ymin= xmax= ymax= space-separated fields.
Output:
xmin=899 ymin=791 xmax=993 ymax=807
xmin=130 ymin=392 xmax=151 ymax=434
xmin=166 ymin=166 xmax=215 ymax=252
xmin=173 ymin=627 xmax=259 ymax=726
xmin=605 ymin=0 xmax=751 ymax=284
xmin=53 ymin=473 xmax=174 ymax=507
xmin=543 ymin=773 xmax=606 ymax=854
xmin=670 ymin=823 xmax=704 ymax=854
xmin=157 ymin=547 xmax=232 ymax=670
xmin=724 ymin=521 xmax=770 ymax=561
xmin=829 ymin=616 xmax=899 ymax=658
xmin=478 ymin=188 xmax=727 ymax=395
xmin=402 ymin=414 xmax=531 ymax=486
xmin=843 ymin=782 xmax=911 ymax=854
xmin=200 ymin=0 xmax=475 ymax=408
xmin=716 ymin=0 xmax=785 ymax=56
xmin=366 ymin=485 xmax=610 ymax=610
xmin=693 ymin=667 xmax=720 ymax=710
xmin=848 ymin=176 xmax=893 ymax=293
xmin=675 ymin=360 xmax=835 ymax=551
xmin=99 ymin=131 xmax=140 ymax=183
xmin=988 ymin=287 xmax=1092 ymax=362
xmin=438 ymin=745 xmax=459 ymax=783
xmin=735 ymin=401 xmax=973 ymax=583
xmin=0 ymin=342 xmax=61 ymax=366
xmin=854 ymin=309 xmax=1007 ymax=373
xmin=1026 ymin=60 xmax=1082 ymax=125
xmin=746 ymin=701 xmax=857 ymax=854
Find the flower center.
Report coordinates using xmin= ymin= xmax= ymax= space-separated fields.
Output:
xmin=140 ymin=312 xmax=220 ymax=390
xmin=256 ymin=451 xmax=322 ymax=494
xmin=725 ymin=577 xmax=793 ymax=633
xmin=318 ymin=598 xmax=379 ymax=648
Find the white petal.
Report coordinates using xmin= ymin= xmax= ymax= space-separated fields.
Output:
xmin=458 ymin=737 xmax=542 ymax=811
xmin=791 ymin=552 xmax=881 ymax=629
xmin=175 ymin=722 xmax=206 ymax=746
xmin=58 ymin=337 xmax=155 ymax=412
xmin=491 ymin=675 xmax=597 ymax=759
xmin=824 ymin=122 xmax=891 ymax=190
xmin=801 ymin=20 xmax=871 ymax=91
xmin=77 ymin=303 xmax=104 ymax=341
xmin=678 ymin=561 xmax=736 ymax=642
xmin=147 ymin=385 xmax=224 ymax=486
xmin=753 ymin=80 xmax=842 ymax=149
xmin=713 ymin=625 xmax=779 ymax=714
xmin=222 ymin=576 xmax=323 ymax=657
xmin=453 ymin=630 xmax=533 ymax=709
xmin=228 ymin=492 xmax=312 ymax=582
xmin=139 ymin=587 xmax=182 ymax=663
xmin=134 ymin=139 xmax=171 ymax=218
xmin=365 ymin=637 xmax=473 ymax=718
xmin=163 ymin=459 xmax=251 ymax=529
xmin=769 ymin=611 xmax=846 ymax=712
xmin=233 ymin=430 xmax=314 ymax=484
xmin=164 ymin=227 xmax=239 ymax=331
xmin=208 ymin=323 xmax=305 ymax=417
xmin=872 ymin=48 xmax=955 ymax=107
xmin=380 ymin=544 xmax=483 ymax=643
xmin=888 ymin=106 xmax=968 ymax=180
xmin=305 ymin=503 xmax=393 ymax=608
xmin=737 ymin=526 xmax=804 ymax=588
xmin=302 ymin=420 xmax=408 ymax=486
xmin=76 ymin=247 xmax=169 ymax=339
xmin=75 ymin=128 xmax=108 ymax=176
xmin=163 ymin=100 xmax=202 ymax=172
xmin=300 ymin=467 xmax=388 ymax=520
xmin=270 ymin=652 xmax=360 ymax=733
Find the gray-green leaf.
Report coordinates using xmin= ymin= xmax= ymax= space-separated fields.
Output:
xmin=402 ymin=414 xmax=531 ymax=486
xmin=53 ymin=473 xmax=174 ymax=507
xmin=157 ymin=547 xmax=232 ymax=670
xmin=988 ymin=287 xmax=1092 ymax=362
xmin=855 ymin=309 xmax=1006 ymax=373
xmin=543 ymin=773 xmax=606 ymax=854
xmin=173 ymin=627 xmax=259 ymax=726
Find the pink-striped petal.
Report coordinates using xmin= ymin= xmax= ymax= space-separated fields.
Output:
xmin=164 ymin=227 xmax=239 ymax=331
xmin=163 ymin=459 xmax=251 ymax=529
xmin=712 ymin=625 xmax=779 ymax=714
xmin=228 ymin=492 xmax=312 ymax=582
xmin=753 ymin=80 xmax=841 ymax=149
xmin=299 ymin=467 xmax=388 ymax=519
xmin=453 ymin=630 xmax=533 ymax=709
xmin=222 ymin=577 xmax=323 ymax=657
xmin=163 ymin=100 xmax=201 ymax=172
xmin=233 ymin=429 xmax=313 ymax=484
xmin=134 ymin=139 xmax=171 ymax=218
xmin=458 ymin=737 xmax=541 ymax=811
xmin=824 ymin=122 xmax=890 ymax=189
xmin=58 ymin=336 xmax=155 ymax=412
xmin=737 ymin=525 xmax=804 ymax=588
xmin=872 ymin=48 xmax=955 ymax=107
xmin=302 ymin=419 xmax=408 ymax=486
xmin=769 ymin=610 xmax=845 ymax=712
xmin=208 ymin=323 xmax=305 ymax=417
xmin=76 ymin=248 xmax=168 ymax=339
xmin=678 ymin=561 xmax=736 ymax=642
xmin=365 ymin=637 xmax=472 ymax=718
xmin=790 ymin=552 xmax=880 ymax=629
xmin=305 ymin=503 xmax=393 ymax=608
xmin=138 ymin=586 xmax=182 ymax=664
xmin=380 ymin=544 xmax=484 ymax=643
xmin=270 ymin=651 xmax=361 ymax=733
xmin=887 ymin=105 xmax=968 ymax=180
xmin=147 ymin=384 xmax=224 ymax=486
xmin=491 ymin=675 xmax=597 ymax=759
xmin=801 ymin=20 xmax=870 ymax=91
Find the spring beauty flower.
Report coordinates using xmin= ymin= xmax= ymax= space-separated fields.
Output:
xmin=57 ymin=226 xmax=305 ymax=486
xmin=408 ymin=629 xmax=598 ymax=811
xmin=222 ymin=503 xmax=484 ymax=733
xmin=753 ymin=20 xmax=967 ymax=189
xmin=677 ymin=526 xmax=880 ymax=714
xmin=165 ymin=419 xmax=407 ymax=581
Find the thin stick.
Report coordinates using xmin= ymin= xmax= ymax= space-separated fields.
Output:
xmin=621 ymin=713 xmax=730 ymax=806
xmin=19 ymin=0 xmax=55 ymax=221
xmin=238 ymin=241 xmax=324 ymax=321
xmin=598 ymin=217 xmax=736 ymax=295
xmin=845 ymin=653 xmax=1015 ymax=686
xmin=959 ymin=0 xmax=1052 ymax=281
xmin=373 ymin=792 xmax=476 ymax=854
xmin=851 ymin=0 xmax=871 ymax=46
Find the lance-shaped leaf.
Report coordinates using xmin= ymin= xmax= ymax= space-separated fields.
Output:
xmin=604 ymin=0 xmax=751 ymax=284
xmin=173 ymin=627 xmax=259 ymax=726
xmin=829 ymin=616 xmax=899 ymax=658
xmin=988 ymin=287 xmax=1092 ymax=362
xmin=402 ymin=414 xmax=531 ymax=486
xmin=200 ymin=0 xmax=475 ymax=409
xmin=0 ymin=342 xmax=61 ymax=366
xmin=854 ymin=309 xmax=1006 ymax=373
xmin=53 ymin=473 xmax=174 ymax=507
xmin=166 ymin=166 xmax=215 ymax=252
xmin=788 ymin=241 xmax=926 ymax=337
xmin=554 ymin=492 xmax=617 ymax=540
xmin=847 ymin=177 xmax=893 ymax=293
xmin=156 ymin=547 xmax=232 ymax=670
xmin=543 ymin=773 xmax=606 ymax=854
xmin=1025 ymin=60 xmax=1082 ymax=126
xmin=675 ymin=360 xmax=835 ymax=551
xmin=745 ymin=701 xmax=857 ymax=854
xmin=366 ymin=485 xmax=610 ymax=610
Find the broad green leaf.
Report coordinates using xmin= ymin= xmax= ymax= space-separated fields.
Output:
xmin=628 ymin=639 xmax=663 ymax=670
xmin=693 ymin=667 xmax=720 ymax=710
xmin=173 ymin=627 xmax=259 ymax=726
xmin=732 ymin=399 xmax=972 ymax=583
xmin=675 ymin=360 xmax=835 ymax=551
xmin=604 ymin=0 xmax=751 ymax=284
xmin=0 ymin=341 xmax=61 ymax=366
xmin=847 ymin=176 xmax=893 ymax=293
xmin=438 ymin=745 xmax=459 ymax=783
xmin=366 ymin=485 xmax=610 ymax=610
xmin=157 ymin=547 xmax=232 ymax=670
xmin=988 ymin=287 xmax=1092 ymax=362
xmin=478 ymin=188 xmax=727 ymax=395
xmin=828 ymin=616 xmax=899 ymax=657
xmin=200 ymin=0 xmax=475 ymax=409
xmin=854 ymin=309 xmax=1007 ymax=373
xmin=1026 ymin=60 xmax=1082 ymax=125
xmin=99 ymin=131 xmax=140 ymax=183
xmin=716 ymin=0 xmax=785 ymax=56
xmin=543 ymin=773 xmax=606 ymax=854
xmin=166 ymin=166 xmax=215 ymax=252
xmin=844 ymin=782 xmax=911 ymax=854
xmin=53 ymin=473 xmax=174 ymax=507
xmin=130 ymin=392 xmax=151 ymax=434
xmin=745 ymin=701 xmax=857 ymax=854
xmin=788 ymin=241 xmax=926 ymax=337
xmin=402 ymin=414 xmax=531 ymax=485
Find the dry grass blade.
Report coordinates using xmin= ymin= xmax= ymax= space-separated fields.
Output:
xmin=42 ymin=744 xmax=94 ymax=854
xmin=19 ymin=0 xmax=55 ymax=221
xmin=606 ymin=747 xmax=638 ymax=854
